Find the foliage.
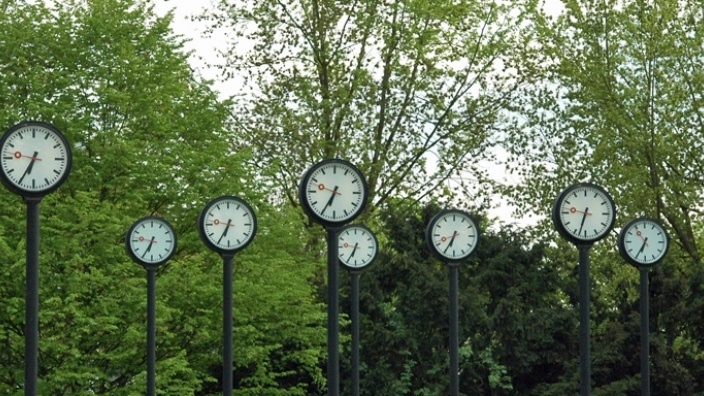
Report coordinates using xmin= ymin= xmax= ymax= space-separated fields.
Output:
xmin=202 ymin=0 xmax=537 ymax=214
xmin=0 ymin=0 xmax=326 ymax=394
xmin=502 ymin=1 xmax=704 ymax=393
xmin=338 ymin=201 xmax=577 ymax=395
xmin=3 ymin=0 xmax=704 ymax=394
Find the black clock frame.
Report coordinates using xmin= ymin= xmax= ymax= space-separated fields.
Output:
xmin=298 ymin=158 xmax=368 ymax=228
xmin=0 ymin=121 xmax=73 ymax=197
xmin=337 ymin=223 xmax=378 ymax=270
xmin=426 ymin=209 xmax=480 ymax=264
xmin=125 ymin=216 xmax=178 ymax=268
xmin=197 ymin=195 xmax=258 ymax=254
xmin=617 ymin=217 xmax=669 ymax=268
xmin=552 ymin=182 xmax=616 ymax=245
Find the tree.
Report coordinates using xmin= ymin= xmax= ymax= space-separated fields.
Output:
xmin=0 ymin=0 xmax=328 ymax=393
xmin=203 ymin=0 xmax=537 ymax=216
xmin=502 ymin=0 xmax=704 ymax=393
xmin=338 ymin=200 xmax=575 ymax=395
xmin=503 ymin=0 xmax=704 ymax=263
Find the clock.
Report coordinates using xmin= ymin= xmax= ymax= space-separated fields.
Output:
xmin=299 ymin=159 xmax=368 ymax=227
xmin=125 ymin=216 xmax=178 ymax=267
xmin=198 ymin=196 xmax=257 ymax=254
xmin=338 ymin=224 xmax=378 ymax=270
xmin=552 ymin=183 xmax=616 ymax=244
xmin=0 ymin=121 xmax=72 ymax=197
xmin=618 ymin=217 xmax=669 ymax=267
xmin=426 ymin=209 xmax=480 ymax=263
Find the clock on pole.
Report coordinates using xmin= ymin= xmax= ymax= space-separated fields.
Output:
xmin=197 ymin=195 xmax=257 ymax=396
xmin=125 ymin=216 xmax=177 ymax=396
xmin=0 ymin=120 xmax=73 ymax=396
xmin=299 ymin=158 xmax=368 ymax=396
xmin=618 ymin=217 xmax=669 ymax=396
xmin=425 ymin=208 xmax=480 ymax=396
xmin=552 ymin=182 xmax=616 ymax=396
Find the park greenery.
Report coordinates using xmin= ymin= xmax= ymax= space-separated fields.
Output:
xmin=1 ymin=0 xmax=703 ymax=394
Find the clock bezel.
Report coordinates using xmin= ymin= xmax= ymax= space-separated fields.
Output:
xmin=197 ymin=195 xmax=258 ymax=254
xmin=552 ymin=182 xmax=616 ymax=245
xmin=299 ymin=158 xmax=368 ymax=227
xmin=125 ymin=216 xmax=178 ymax=268
xmin=617 ymin=217 xmax=669 ymax=268
xmin=337 ymin=224 xmax=379 ymax=270
xmin=0 ymin=121 xmax=73 ymax=197
xmin=426 ymin=209 xmax=480 ymax=263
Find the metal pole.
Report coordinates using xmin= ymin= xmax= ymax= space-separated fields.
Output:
xmin=222 ymin=253 xmax=235 ymax=396
xmin=449 ymin=263 xmax=460 ymax=396
xmin=326 ymin=227 xmax=341 ymax=396
xmin=577 ymin=244 xmax=592 ymax=396
xmin=24 ymin=197 xmax=41 ymax=396
xmin=146 ymin=267 xmax=157 ymax=396
xmin=350 ymin=270 xmax=361 ymax=396
xmin=640 ymin=268 xmax=650 ymax=396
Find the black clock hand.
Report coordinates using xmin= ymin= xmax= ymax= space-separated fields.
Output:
xmin=141 ymin=236 xmax=155 ymax=258
xmin=347 ymin=242 xmax=359 ymax=262
xmin=17 ymin=151 xmax=39 ymax=185
xmin=636 ymin=237 xmax=648 ymax=258
xmin=443 ymin=232 xmax=457 ymax=254
xmin=577 ymin=207 xmax=589 ymax=236
xmin=321 ymin=186 xmax=339 ymax=214
xmin=218 ymin=219 xmax=232 ymax=244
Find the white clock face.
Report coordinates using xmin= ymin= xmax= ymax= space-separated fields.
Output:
xmin=427 ymin=210 xmax=479 ymax=262
xmin=300 ymin=159 xmax=367 ymax=225
xmin=619 ymin=218 xmax=669 ymax=266
xmin=199 ymin=196 xmax=257 ymax=253
xmin=0 ymin=122 xmax=71 ymax=195
xmin=338 ymin=225 xmax=378 ymax=269
xmin=554 ymin=184 xmax=615 ymax=243
xmin=126 ymin=217 xmax=177 ymax=266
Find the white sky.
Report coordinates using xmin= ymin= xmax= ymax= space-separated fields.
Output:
xmin=152 ymin=0 xmax=564 ymax=228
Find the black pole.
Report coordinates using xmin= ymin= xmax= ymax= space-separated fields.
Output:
xmin=350 ymin=270 xmax=361 ymax=396
xmin=326 ymin=227 xmax=341 ymax=396
xmin=577 ymin=244 xmax=592 ymax=396
xmin=222 ymin=253 xmax=235 ymax=396
xmin=640 ymin=268 xmax=650 ymax=396
xmin=146 ymin=267 xmax=157 ymax=396
xmin=24 ymin=197 xmax=41 ymax=396
xmin=449 ymin=263 xmax=460 ymax=396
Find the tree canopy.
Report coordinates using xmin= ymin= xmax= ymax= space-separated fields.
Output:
xmin=1 ymin=0 xmax=704 ymax=394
